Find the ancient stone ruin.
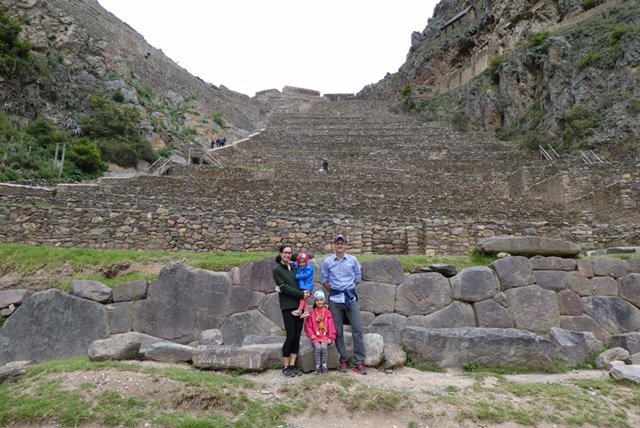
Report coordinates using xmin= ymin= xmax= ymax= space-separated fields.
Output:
xmin=2 ymin=252 xmax=640 ymax=376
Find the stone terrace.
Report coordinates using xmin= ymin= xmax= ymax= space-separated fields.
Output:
xmin=1 ymin=98 xmax=638 ymax=254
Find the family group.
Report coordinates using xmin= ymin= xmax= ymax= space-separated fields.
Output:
xmin=272 ymin=235 xmax=367 ymax=377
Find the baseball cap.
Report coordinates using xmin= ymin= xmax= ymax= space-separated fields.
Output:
xmin=334 ymin=234 xmax=347 ymax=244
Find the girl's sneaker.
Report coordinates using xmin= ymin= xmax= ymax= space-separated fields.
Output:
xmin=315 ymin=368 xmax=322 ymax=375
xmin=321 ymin=366 xmax=329 ymax=375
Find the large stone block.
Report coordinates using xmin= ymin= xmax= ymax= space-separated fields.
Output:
xmin=451 ymin=266 xmax=499 ymax=302
xmin=70 ymin=280 xmax=112 ymax=303
xmin=534 ymin=270 xmax=570 ymax=291
xmin=558 ymin=290 xmax=583 ymax=316
xmin=140 ymin=342 xmax=194 ymax=363
xmin=619 ymin=274 xmax=640 ymax=307
xmin=477 ymin=236 xmax=580 ymax=257
xmin=395 ymin=272 xmax=452 ymax=316
xmin=105 ymin=302 xmax=132 ymax=334
xmin=490 ymin=256 xmax=534 ymax=290
xmin=592 ymin=258 xmax=629 ymax=278
xmin=474 ymin=299 xmax=514 ymax=328
xmin=112 ymin=280 xmax=148 ymax=302
xmin=229 ymin=287 xmax=264 ymax=314
xmin=505 ymin=285 xmax=559 ymax=334
xmin=239 ymin=257 xmax=278 ymax=293
xmin=559 ymin=315 xmax=610 ymax=343
xmin=530 ymin=256 xmax=577 ymax=271
xmin=0 ymin=289 xmax=109 ymax=365
xmin=611 ymin=332 xmax=640 ymax=355
xmin=219 ymin=310 xmax=281 ymax=346
xmin=590 ymin=276 xmax=618 ymax=296
xmin=362 ymin=257 xmax=405 ymax=284
xmin=423 ymin=301 xmax=476 ymax=328
xmin=242 ymin=335 xmax=285 ymax=368
xmin=133 ymin=263 xmax=232 ymax=344
xmin=366 ymin=313 xmax=407 ymax=345
xmin=358 ymin=281 xmax=396 ymax=314
xmin=88 ymin=332 xmax=165 ymax=361
xmin=583 ymin=296 xmax=640 ymax=335
xmin=568 ymin=271 xmax=597 ymax=296
xmin=400 ymin=327 xmax=561 ymax=370
xmin=192 ymin=345 xmax=268 ymax=371
xmin=549 ymin=327 xmax=603 ymax=367
xmin=296 ymin=335 xmax=342 ymax=372
xmin=258 ymin=292 xmax=285 ymax=329
xmin=0 ymin=289 xmax=32 ymax=308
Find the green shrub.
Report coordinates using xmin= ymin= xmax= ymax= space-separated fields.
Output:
xmin=632 ymin=98 xmax=640 ymax=114
xmin=24 ymin=117 xmax=66 ymax=149
xmin=212 ymin=112 xmax=227 ymax=129
xmin=451 ymin=111 xmax=470 ymax=133
xmin=155 ymin=147 xmax=172 ymax=158
xmin=583 ymin=0 xmax=602 ymax=10
xmin=528 ymin=32 xmax=550 ymax=48
xmin=610 ymin=26 xmax=628 ymax=45
xmin=488 ymin=56 xmax=503 ymax=74
xmin=561 ymin=106 xmax=601 ymax=149
xmin=400 ymin=85 xmax=412 ymax=99
xmin=96 ymin=138 xmax=139 ymax=168
xmin=112 ymin=90 xmax=125 ymax=103
xmin=0 ymin=6 xmax=50 ymax=82
xmin=495 ymin=127 xmax=515 ymax=141
xmin=79 ymin=96 xmax=154 ymax=166
xmin=579 ymin=51 xmax=601 ymax=69
xmin=66 ymin=140 xmax=105 ymax=174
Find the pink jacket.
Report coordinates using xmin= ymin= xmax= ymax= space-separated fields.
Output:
xmin=304 ymin=306 xmax=337 ymax=344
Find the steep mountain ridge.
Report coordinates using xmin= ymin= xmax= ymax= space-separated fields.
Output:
xmin=363 ymin=0 xmax=640 ymax=157
xmin=2 ymin=0 xmax=264 ymax=147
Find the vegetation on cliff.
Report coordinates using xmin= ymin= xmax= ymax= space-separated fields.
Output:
xmin=0 ymin=6 xmax=177 ymax=183
xmin=377 ymin=0 xmax=640 ymax=158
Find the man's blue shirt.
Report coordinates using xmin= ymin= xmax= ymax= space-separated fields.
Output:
xmin=321 ymin=253 xmax=362 ymax=304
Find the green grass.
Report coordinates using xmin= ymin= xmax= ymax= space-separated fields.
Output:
xmin=0 ymin=242 xmax=497 ymax=288
xmin=405 ymin=356 xmax=445 ymax=372
xmin=0 ymin=357 xmax=289 ymax=428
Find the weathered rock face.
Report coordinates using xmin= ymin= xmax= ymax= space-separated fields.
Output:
xmin=363 ymin=0 xmax=639 ymax=156
xmin=3 ymin=255 xmax=640 ymax=370
xmin=401 ymin=327 xmax=561 ymax=370
xmin=477 ymin=236 xmax=581 ymax=257
xmin=133 ymin=263 xmax=232 ymax=343
xmin=2 ymin=0 xmax=265 ymax=151
xmin=0 ymin=289 xmax=109 ymax=365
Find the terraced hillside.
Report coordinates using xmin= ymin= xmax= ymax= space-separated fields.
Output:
xmin=1 ymin=98 xmax=638 ymax=254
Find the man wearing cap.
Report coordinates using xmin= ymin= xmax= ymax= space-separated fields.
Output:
xmin=321 ymin=234 xmax=367 ymax=374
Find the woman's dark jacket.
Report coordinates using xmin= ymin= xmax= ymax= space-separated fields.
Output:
xmin=273 ymin=262 xmax=305 ymax=311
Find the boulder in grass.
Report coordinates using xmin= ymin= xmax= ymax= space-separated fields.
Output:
xmin=477 ymin=236 xmax=581 ymax=257
xmin=192 ymin=345 xmax=268 ymax=371
xmin=70 ymin=280 xmax=113 ymax=303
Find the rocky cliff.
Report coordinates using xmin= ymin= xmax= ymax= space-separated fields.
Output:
xmin=362 ymin=0 xmax=640 ymax=158
xmin=1 ymin=0 xmax=265 ymax=153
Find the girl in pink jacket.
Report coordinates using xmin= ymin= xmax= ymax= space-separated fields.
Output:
xmin=304 ymin=290 xmax=337 ymax=374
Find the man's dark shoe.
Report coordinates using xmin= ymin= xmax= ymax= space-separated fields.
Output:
xmin=353 ymin=363 xmax=367 ymax=375
xmin=338 ymin=360 xmax=348 ymax=373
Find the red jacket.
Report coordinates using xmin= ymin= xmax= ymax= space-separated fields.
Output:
xmin=304 ymin=306 xmax=337 ymax=344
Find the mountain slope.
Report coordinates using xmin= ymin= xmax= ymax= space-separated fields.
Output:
xmin=362 ymin=0 xmax=640 ymax=158
xmin=1 ymin=0 xmax=265 ymax=170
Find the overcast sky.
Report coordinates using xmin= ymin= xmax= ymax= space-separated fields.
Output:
xmin=97 ymin=0 xmax=438 ymax=97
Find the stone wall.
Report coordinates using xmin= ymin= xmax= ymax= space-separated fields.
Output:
xmin=2 ymin=255 xmax=640 ymax=365
xmin=2 ymin=181 xmax=639 ymax=254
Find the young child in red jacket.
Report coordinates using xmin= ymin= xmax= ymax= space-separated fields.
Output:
xmin=304 ymin=290 xmax=337 ymax=374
